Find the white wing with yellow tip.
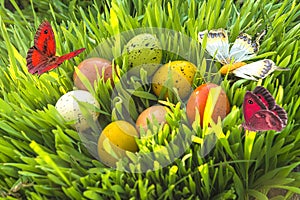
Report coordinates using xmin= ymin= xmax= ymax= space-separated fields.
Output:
xmin=198 ymin=29 xmax=261 ymax=65
xmin=198 ymin=29 xmax=230 ymax=64
xmin=229 ymin=33 xmax=259 ymax=63
xmin=232 ymin=59 xmax=289 ymax=81
xmin=198 ymin=30 xmax=288 ymax=81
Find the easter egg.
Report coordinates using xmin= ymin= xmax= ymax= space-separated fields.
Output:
xmin=55 ymin=90 xmax=100 ymax=131
xmin=123 ymin=33 xmax=162 ymax=76
xmin=152 ymin=60 xmax=197 ymax=99
xmin=136 ymin=105 xmax=169 ymax=133
xmin=97 ymin=120 xmax=139 ymax=167
xmin=186 ymin=83 xmax=230 ymax=127
xmin=74 ymin=57 xmax=113 ymax=90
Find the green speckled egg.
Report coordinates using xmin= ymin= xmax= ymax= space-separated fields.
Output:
xmin=123 ymin=34 xmax=162 ymax=76
xmin=152 ymin=60 xmax=197 ymax=99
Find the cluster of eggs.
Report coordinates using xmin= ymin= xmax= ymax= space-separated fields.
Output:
xmin=55 ymin=33 xmax=231 ymax=167
xmin=55 ymin=57 xmax=113 ymax=132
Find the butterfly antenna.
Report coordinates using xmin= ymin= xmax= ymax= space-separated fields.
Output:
xmin=254 ymin=30 xmax=266 ymax=52
xmin=272 ymin=61 xmax=291 ymax=71
xmin=256 ymin=29 xmax=266 ymax=42
xmin=275 ymin=66 xmax=290 ymax=71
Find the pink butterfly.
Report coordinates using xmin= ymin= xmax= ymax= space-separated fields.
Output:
xmin=242 ymin=86 xmax=287 ymax=132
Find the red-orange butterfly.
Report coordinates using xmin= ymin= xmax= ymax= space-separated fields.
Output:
xmin=26 ymin=21 xmax=85 ymax=75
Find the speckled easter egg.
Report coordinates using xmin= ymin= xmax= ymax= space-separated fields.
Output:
xmin=123 ymin=33 xmax=162 ymax=76
xmin=74 ymin=57 xmax=113 ymax=90
xmin=55 ymin=90 xmax=100 ymax=131
xmin=97 ymin=120 xmax=139 ymax=167
xmin=152 ymin=60 xmax=197 ymax=99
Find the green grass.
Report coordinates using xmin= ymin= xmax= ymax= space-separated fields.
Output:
xmin=0 ymin=0 xmax=299 ymax=199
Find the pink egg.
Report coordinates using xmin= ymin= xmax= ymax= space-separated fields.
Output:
xmin=74 ymin=57 xmax=113 ymax=90
xmin=136 ymin=105 xmax=169 ymax=133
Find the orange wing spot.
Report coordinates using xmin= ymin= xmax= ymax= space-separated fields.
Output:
xmin=219 ymin=62 xmax=246 ymax=75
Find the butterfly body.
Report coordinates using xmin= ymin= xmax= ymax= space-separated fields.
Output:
xmin=26 ymin=21 xmax=85 ymax=75
xmin=219 ymin=62 xmax=247 ymax=75
xmin=198 ymin=29 xmax=289 ymax=80
xmin=242 ymin=86 xmax=287 ymax=132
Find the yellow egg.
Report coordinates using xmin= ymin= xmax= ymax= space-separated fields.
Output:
xmin=97 ymin=120 xmax=139 ymax=167
xmin=152 ymin=60 xmax=197 ymax=99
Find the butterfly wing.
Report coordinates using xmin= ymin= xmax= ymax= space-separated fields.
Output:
xmin=244 ymin=110 xmax=283 ymax=132
xmin=37 ymin=48 xmax=86 ymax=75
xmin=232 ymin=59 xmax=288 ymax=81
xmin=26 ymin=21 xmax=56 ymax=74
xmin=229 ymin=33 xmax=259 ymax=62
xmin=271 ymin=105 xmax=288 ymax=126
xmin=253 ymin=86 xmax=276 ymax=109
xmin=243 ymin=91 xmax=267 ymax=123
xmin=27 ymin=21 xmax=85 ymax=75
xmin=56 ymin=48 xmax=86 ymax=64
xmin=198 ymin=29 xmax=230 ymax=64
xmin=33 ymin=21 xmax=56 ymax=57
xmin=243 ymin=87 xmax=288 ymax=132
xmin=26 ymin=47 xmax=50 ymax=74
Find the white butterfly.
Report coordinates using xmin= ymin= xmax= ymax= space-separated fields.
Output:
xmin=198 ymin=29 xmax=289 ymax=81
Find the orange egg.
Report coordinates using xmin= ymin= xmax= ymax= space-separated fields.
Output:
xmin=186 ymin=83 xmax=230 ymax=127
xmin=74 ymin=57 xmax=113 ymax=90
xmin=136 ymin=105 xmax=169 ymax=133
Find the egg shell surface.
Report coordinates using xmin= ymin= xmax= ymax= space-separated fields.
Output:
xmin=74 ymin=57 xmax=113 ymax=90
xmin=136 ymin=105 xmax=169 ymax=133
xmin=152 ymin=60 xmax=197 ymax=99
xmin=98 ymin=120 xmax=139 ymax=167
xmin=55 ymin=90 xmax=100 ymax=131
xmin=123 ymin=33 xmax=162 ymax=76
xmin=186 ymin=83 xmax=230 ymax=127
